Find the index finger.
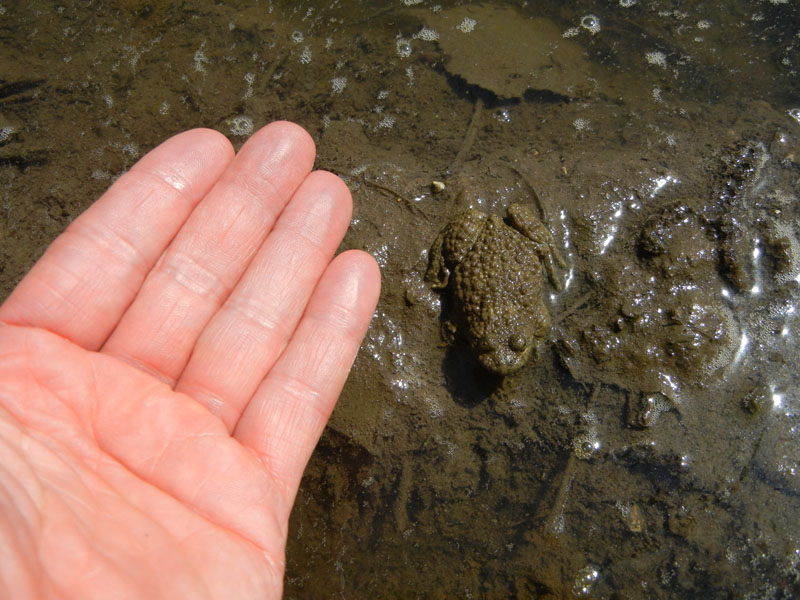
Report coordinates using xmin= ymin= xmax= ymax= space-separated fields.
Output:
xmin=0 ymin=129 xmax=234 ymax=350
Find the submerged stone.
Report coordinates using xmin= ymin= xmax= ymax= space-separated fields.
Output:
xmin=417 ymin=4 xmax=593 ymax=99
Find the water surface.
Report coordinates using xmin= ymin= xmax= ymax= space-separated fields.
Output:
xmin=2 ymin=1 xmax=800 ymax=597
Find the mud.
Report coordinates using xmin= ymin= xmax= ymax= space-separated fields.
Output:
xmin=2 ymin=1 xmax=800 ymax=598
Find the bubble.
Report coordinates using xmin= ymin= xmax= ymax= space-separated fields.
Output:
xmin=396 ymin=39 xmax=412 ymax=58
xmin=628 ymin=392 xmax=669 ymax=427
xmin=620 ymin=0 xmax=637 ymax=6
xmin=298 ymin=46 xmax=312 ymax=64
xmin=493 ymin=108 xmax=512 ymax=123
xmin=290 ymin=30 xmax=304 ymax=43
xmin=788 ymin=108 xmax=800 ymax=125
xmin=229 ymin=115 xmax=254 ymax=137
xmin=580 ymin=14 xmax=601 ymax=34
xmin=573 ymin=433 xmax=600 ymax=459
xmin=573 ymin=564 xmax=601 ymax=597
xmin=647 ymin=174 xmax=680 ymax=198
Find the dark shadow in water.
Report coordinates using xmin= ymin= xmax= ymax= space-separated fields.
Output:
xmin=440 ymin=344 xmax=504 ymax=408
xmin=438 ymin=67 xmax=573 ymax=108
xmin=437 ymin=67 xmax=516 ymax=109
xmin=0 ymin=79 xmax=46 ymax=103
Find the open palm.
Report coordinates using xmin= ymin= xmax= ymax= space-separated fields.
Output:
xmin=0 ymin=122 xmax=380 ymax=599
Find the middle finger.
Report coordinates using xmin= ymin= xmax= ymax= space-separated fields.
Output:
xmin=102 ymin=121 xmax=316 ymax=382
xmin=174 ymin=169 xmax=353 ymax=430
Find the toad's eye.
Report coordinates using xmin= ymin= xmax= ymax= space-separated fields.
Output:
xmin=509 ymin=334 xmax=528 ymax=352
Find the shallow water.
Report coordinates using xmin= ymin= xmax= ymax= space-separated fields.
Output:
xmin=2 ymin=0 xmax=800 ymax=597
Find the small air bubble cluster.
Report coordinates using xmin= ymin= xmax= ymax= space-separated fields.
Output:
xmin=122 ymin=142 xmax=139 ymax=158
xmin=652 ymin=86 xmax=663 ymax=102
xmin=0 ymin=125 xmax=16 ymax=143
xmin=193 ymin=43 xmax=209 ymax=74
xmin=243 ymin=72 xmax=255 ymax=99
xmin=331 ymin=76 xmax=347 ymax=94
xmin=376 ymin=115 xmax=396 ymax=129
xmin=645 ymin=51 xmax=668 ymax=68
xmin=415 ymin=27 xmax=439 ymax=42
xmin=572 ymin=564 xmax=601 ymax=597
xmin=493 ymin=108 xmax=512 ymax=123
xmin=573 ymin=117 xmax=590 ymax=131
xmin=457 ymin=17 xmax=476 ymax=33
xmin=229 ymin=115 xmax=254 ymax=137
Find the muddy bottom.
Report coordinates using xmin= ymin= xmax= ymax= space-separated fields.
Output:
xmin=2 ymin=1 xmax=800 ymax=597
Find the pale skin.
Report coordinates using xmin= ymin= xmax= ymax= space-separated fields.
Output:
xmin=0 ymin=121 xmax=381 ymax=599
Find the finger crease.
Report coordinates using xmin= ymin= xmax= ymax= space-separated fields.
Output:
xmin=156 ymin=250 xmax=228 ymax=300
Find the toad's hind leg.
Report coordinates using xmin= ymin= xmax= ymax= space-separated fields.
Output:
xmin=426 ymin=209 xmax=488 ymax=289
xmin=507 ymin=203 xmax=567 ymax=290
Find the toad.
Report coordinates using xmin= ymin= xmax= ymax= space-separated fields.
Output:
xmin=426 ymin=203 xmax=565 ymax=375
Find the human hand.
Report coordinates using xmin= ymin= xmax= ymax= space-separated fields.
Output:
xmin=0 ymin=122 xmax=380 ymax=599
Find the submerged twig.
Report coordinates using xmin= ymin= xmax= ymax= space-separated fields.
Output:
xmin=545 ymin=452 xmax=578 ymax=536
xmin=264 ymin=51 xmax=287 ymax=83
xmin=322 ymin=167 xmax=430 ymax=219
xmin=362 ymin=176 xmax=428 ymax=219
xmin=448 ymin=97 xmax=484 ymax=173
xmin=505 ymin=165 xmax=553 ymax=224
xmin=553 ymin=290 xmax=594 ymax=325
